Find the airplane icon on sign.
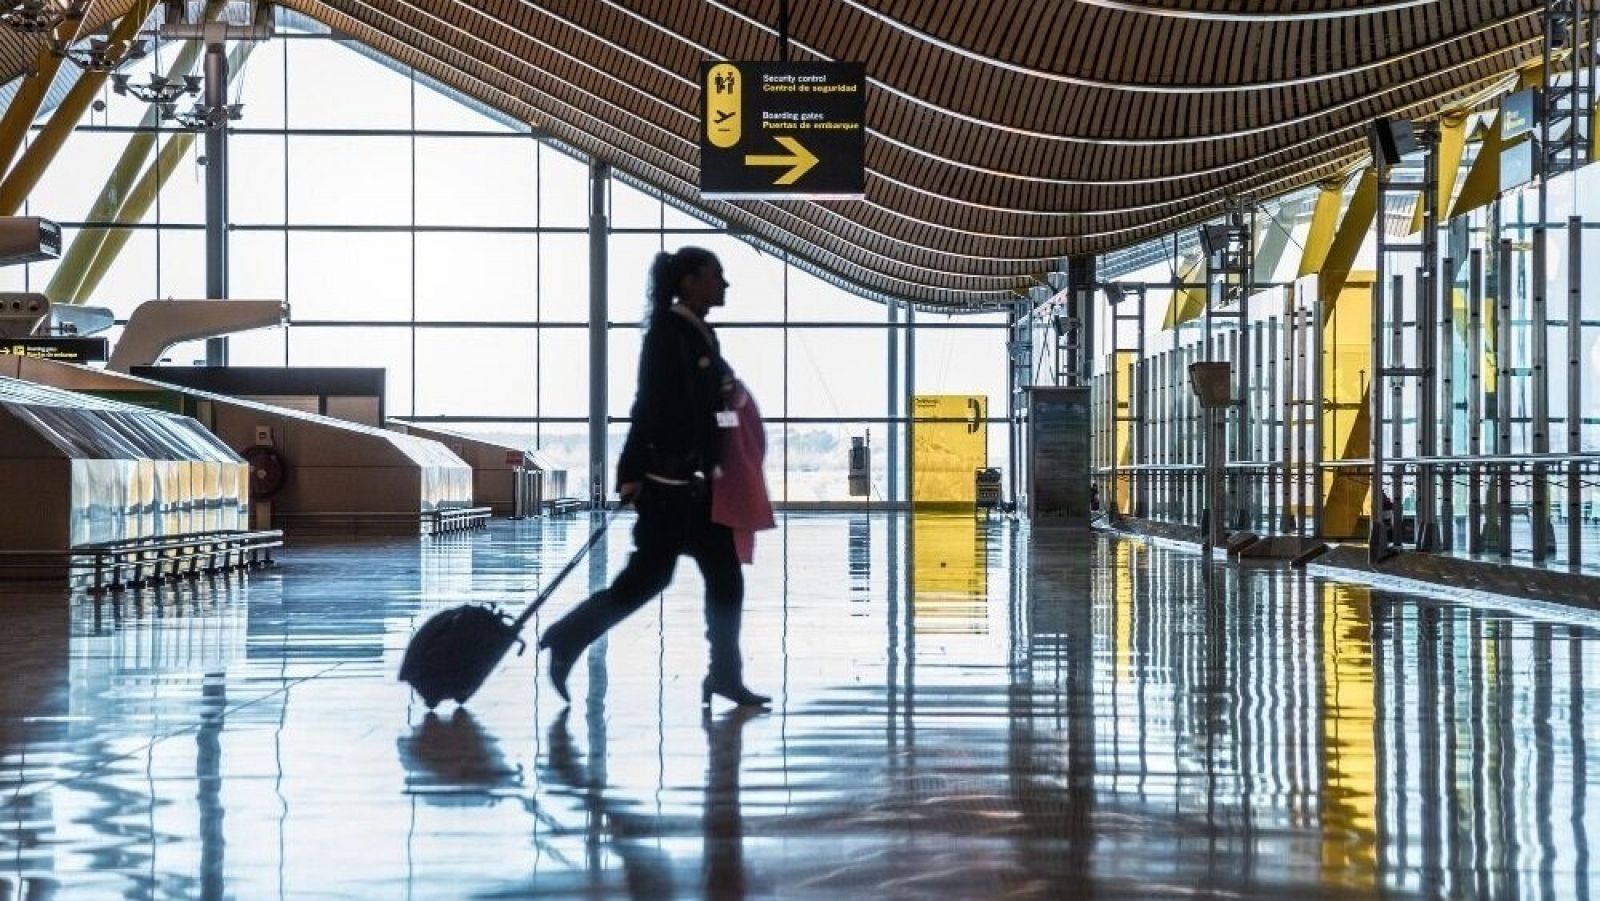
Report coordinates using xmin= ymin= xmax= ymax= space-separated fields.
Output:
xmin=714 ymin=110 xmax=736 ymax=124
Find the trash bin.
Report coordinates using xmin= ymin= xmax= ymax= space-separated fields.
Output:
xmin=975 ymin=467 xmax=1002 ymax=511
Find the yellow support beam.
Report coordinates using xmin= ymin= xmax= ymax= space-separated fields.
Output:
xmin=0 ymin=17 xmax=84 ymax=178
xmin=1297 ymin=181 xmax=1345 ymax=280
xmin=0 ymin=0 xmax=160 ymax=216
xmin=1450 ymin=112 xmax=1504 ymax=221
xmin=1409 ymin=110 xmax=1469 ymax=234
xmin=1317 ymin=168 xmax=1379 ymax=314
xmin=71 ymin=128 xmax=197 ymax=302
xmin=1161 ymin=254 xmax=1206 ymax=329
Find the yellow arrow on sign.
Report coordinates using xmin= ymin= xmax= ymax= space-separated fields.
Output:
xmin=744 ymin=135 xmax=819 ymax=185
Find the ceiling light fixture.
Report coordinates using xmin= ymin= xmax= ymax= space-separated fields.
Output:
xmin=1 ymin=0 xmax=85 ymax=34
xmin=55 ymin=35 xmax=149 ymax=72
xmin=112 ymin=71 xmax=202 ymax=105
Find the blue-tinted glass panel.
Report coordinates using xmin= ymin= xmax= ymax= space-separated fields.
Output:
xmin=288 ymin=231 xmax=411 ymax=321
xmin=287 ymin=136 xmax=410 ymax=225
xmin=538 ymin=234 xmax=589 ymax=322
xmin=608 ymin=234 xmax=662 ymax=326
xmin=414 ymin=328 xmax=537 ymax=417
xmin=286 ymin=38 xmax=411 ymax=130
xmin=538 ymin=145 xmax=589 ymax=228
xmin=414 ymin=136 xmax=536 ymax=227
xmin=231 ymin=230 xmax=286 ymax=301
xmin=787 ymin=328 xmax=887 ymax=417
xmin=230 ymin=134 xmax=287 ymax=223
xmin=415 ymin=233 xmax=537 ymax=322
xmin=234 ymin=37 xmax=287 ymax=130
xmin=609 ymin=178 xmax=661 ymax=230
xmin=538 ymin=329 xmax=589 ymax=418
xmin=785 ymin=264 xmax=883 ymax=322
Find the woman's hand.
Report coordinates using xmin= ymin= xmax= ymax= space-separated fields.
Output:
xmin=618 ymin=481 xmax=642 ymax=505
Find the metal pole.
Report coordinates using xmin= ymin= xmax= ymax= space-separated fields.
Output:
xmin=588 ymin=161 xmax=609 ymax=508
xmin=1532 ymin=223 xmax=1552 ymax=562
xmin=1533 ymin=23 xmax=1556 ymax=560
xmin=1286 ymin=292 xmax=1302 ymax=535
xmin=1391 ymin=272 xmax=1405 ymax=542
xmin=1441 ymin=253 xmax=1456 ymax=551
xmin=888 ymin=299 xmax=900 ymax=504
xmin=1370 ymin=159 xmax=1390 ymax=562
xmin=1496 ymin=238 xmax=1514 ymax=559
xmin=1006 ymin=310 xmax=1017 ymax=510
xmin=1203 ymin=405 xmax=1215 ymax=557
xmin=204 ymin=40 xmax=229 ymax=366
xmin=1311 ymin=295 xmax=1325 ymax=538
xmin=1468 ymin=248 xmax=1485 ymax=553
xmin=1568 ymin=217 xmax=1584 ymax=568
xmin=1417 ymin=125 xmax=1442 ymax=549
xmin=906 ymin=302 xmax=916 ymax=507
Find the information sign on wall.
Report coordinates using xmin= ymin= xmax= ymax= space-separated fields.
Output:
xmin=699 ymin=61 xmax=865 ymax=199
xmin=0 ymin=337 xmax=108 ymax=362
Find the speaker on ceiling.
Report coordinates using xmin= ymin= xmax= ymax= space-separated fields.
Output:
xmin=1367 ymin=117 xmax=1419 ymax=166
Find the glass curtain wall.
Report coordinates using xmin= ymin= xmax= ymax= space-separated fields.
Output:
xmin=1061 ymin=94 xmax=1600 ymax=575
xmin=5 ymin=21 xmax=1007 ymax=504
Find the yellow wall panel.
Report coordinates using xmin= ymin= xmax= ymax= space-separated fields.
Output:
xmin=912 ymin=394 xmax=987 ymax=505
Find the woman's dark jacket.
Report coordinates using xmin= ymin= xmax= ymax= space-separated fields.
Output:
xmin=616 ymin=308 xmax=730 ymax=486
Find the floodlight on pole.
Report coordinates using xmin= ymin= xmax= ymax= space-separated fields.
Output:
xmin=1188 ymin=361 xmax=1233 ymax=409
xmin=1188 ymin=361 xmax=1232 ymax=557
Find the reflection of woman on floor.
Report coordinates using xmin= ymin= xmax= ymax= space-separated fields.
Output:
xmin=703 ymin=706 xmax=764 ymax=899
xmin=542 ymin=709 xmax=674 ymax=897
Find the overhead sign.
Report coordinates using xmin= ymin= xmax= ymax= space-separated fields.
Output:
xmin=1501 ymin=89 xmax=1537 ymax=141
xmin=699 ymin=61 xmax=865 ymax=199
xmin=0 ymin=337 xmax=108 ymax=362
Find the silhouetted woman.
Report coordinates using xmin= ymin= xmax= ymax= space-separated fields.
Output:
xmin=539 ymin=247 xmax=770 ymax=708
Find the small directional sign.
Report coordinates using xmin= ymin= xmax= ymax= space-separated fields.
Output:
xmin=699 ymin=61 xmax=865 ymax=199
xmin=0 ymin=337 xmax=108 ymax=362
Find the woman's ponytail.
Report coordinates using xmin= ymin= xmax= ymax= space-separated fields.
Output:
xmin=645 ymin=246 xmax=718 ymax=318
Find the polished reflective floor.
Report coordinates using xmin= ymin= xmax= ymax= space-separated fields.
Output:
xmin=3 ymin=513 xmax=1599 ymax=898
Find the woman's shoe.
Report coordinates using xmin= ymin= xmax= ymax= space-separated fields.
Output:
xmin=542 ymin=641 xmax=577 ymax=704
xmin=701 ymin=676 xmax=770 ymax=708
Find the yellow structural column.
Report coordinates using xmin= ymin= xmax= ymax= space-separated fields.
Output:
xmin=1315 ymin=169 xmax=1379 ymax=538
xmin=0 ymin=17 xmax=85 ymax=177
xmin=0 ymin=0 xmax=160 ymax=216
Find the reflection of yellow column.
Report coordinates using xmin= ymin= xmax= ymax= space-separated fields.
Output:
xmin=910 ymin=512 xmax=987 ymax=633
xmin=1320 ymin=583 xmax=1378 ymax=887
xmin=1113 ymin=541 xmax=1133 ymax=684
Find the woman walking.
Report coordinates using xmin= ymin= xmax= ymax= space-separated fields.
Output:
xmin=539 ymin=246 xmax=770 ymax=708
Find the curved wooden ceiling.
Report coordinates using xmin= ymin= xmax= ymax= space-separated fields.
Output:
xmin=3 ymin=1 xmax=1551 ymax=306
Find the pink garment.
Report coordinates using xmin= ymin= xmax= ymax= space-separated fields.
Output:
xmin=710 ymin=383 xmax=776 ymax=564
